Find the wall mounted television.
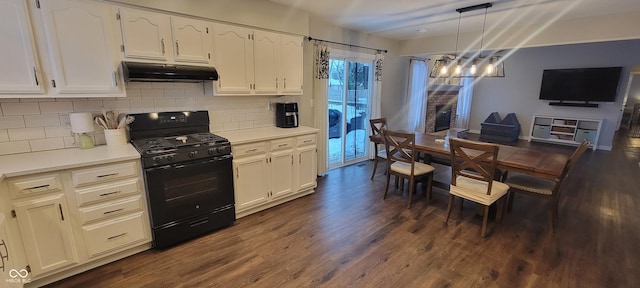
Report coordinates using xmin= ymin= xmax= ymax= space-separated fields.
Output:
xmin=539 ymin=67 xmax=622 ymax=107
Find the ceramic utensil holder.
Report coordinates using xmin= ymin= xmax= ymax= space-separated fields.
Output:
xmin=104 ymin=129 xmax=127 ymax=146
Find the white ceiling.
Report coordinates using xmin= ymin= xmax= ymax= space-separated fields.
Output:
xmin=268 ymin=0 xmax=640 ymax=40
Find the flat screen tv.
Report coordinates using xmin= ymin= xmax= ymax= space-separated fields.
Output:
xmin=539 ymin=67 xmax=622 ymax=102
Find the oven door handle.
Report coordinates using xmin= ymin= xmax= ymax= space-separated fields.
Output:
xmin=212 ymin=155 xmax=233 ymax=161
xmin=146 ymin=155 xmax=233 ymax=171
xmin=146 ymin=164 xmax=173 ymax=172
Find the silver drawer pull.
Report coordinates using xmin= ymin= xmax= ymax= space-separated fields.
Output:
xmin=278 ymin=144 xmax=288 ymax=147
xmin=26 ymin=184 xmax=51 ymax=190
xmin=246 ymin=148 xmax=257 ymax=153
xmin=107 ymin=233 xmax=127 ymax=240
xmin=99 ymin=191 xmax=121 ymax=197
xmin=304 ymin=140 xmax=312 ymax=143
xmin=103 ymin=208 xmax=124 ymax=215
xmin=97 ymin=173 xmax=119 ymax=178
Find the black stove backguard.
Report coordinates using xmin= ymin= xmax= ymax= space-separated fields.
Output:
xmin=128 ymin=111 xmax=235 ymax=249
xmin=129 ymin=111 xmax=211 ymax=140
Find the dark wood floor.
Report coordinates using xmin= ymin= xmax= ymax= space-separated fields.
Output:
xmin=47 ymin=130 xmax=640 ymax=288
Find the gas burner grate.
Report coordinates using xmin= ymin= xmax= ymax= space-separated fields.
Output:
xmin=189 ymin=132 xmax=227 ymax=143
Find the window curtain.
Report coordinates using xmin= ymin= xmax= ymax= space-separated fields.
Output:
xmin=455 ymin=76 xmax=474 ymax=129
xmin=406 ymin=59 xmax=428 ymax=132
xmin=368 ymin=53 xmax=384 ymax=159
xmin=314 ymin=43 xmax=330 ymax=175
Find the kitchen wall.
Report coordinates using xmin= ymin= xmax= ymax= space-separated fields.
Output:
xmin=468 ymin=39 xmax=640 ymax=150
xmin=0 ymin=82 xmax=293 ymax=156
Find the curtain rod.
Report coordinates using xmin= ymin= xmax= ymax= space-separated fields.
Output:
xmin=306 ymin=36 xmax=388 ymax=53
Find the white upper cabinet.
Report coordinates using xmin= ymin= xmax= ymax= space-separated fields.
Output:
xmin=171 ymin=16 xmax=212 ymax=64
xmin=117 ymin=8 xmax=212 ymax=65
xmin=212 ymin=23 xmax=254 ymax=94
xmin=0 ymin=0 xmax=44 ymax=94
xmin=117 ymin=8 xmax=171 ymax=61
xmin=280 ymin=35 xmax=303 ymax=95
xmin=212 ymin=24 xmax=304 ymax=96
xmin=253 ymin=30 xmax=279 ymax=94
xmin=39 ymin=0 xmax=124 ymax=95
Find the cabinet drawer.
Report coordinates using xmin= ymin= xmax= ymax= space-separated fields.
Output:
xmin=78 ymin=195 xmax=143 ymax=224
xmin=9 ymin=173 xmax=63 ymax=199
xmin=72 ymin=161 xmax=138 ymax=187
xmin=76 ymin=178 xmax=140 ymax=206
xmin=82 ymin=212 xmax=147 ymax=257
xmin=270 ymin=138 xmax=294 ymax=151
xmin=297 ymin=134 xmax=316 ymax=146
xmin=575 ymin=129 xmax=597 ymax=143
xmin=532 ymin=125 xmax=550 ymax=139
xmin=232 ymin=142 xmax=267 ymax=157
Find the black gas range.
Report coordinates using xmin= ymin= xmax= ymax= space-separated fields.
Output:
xmin=132 ymin=132 xmax=231 ymax=168
xmin=128 ymin=111 xmax=235 ymax=249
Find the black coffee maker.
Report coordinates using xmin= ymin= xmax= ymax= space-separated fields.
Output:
xmin=276 ymin=102 xmax=299 ymax=128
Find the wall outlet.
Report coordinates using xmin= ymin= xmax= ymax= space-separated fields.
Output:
xmin=266 ymin=101 xmax=272 ymax=111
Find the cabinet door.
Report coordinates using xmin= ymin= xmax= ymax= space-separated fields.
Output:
xmin=253 ymin=30 xmax=279 ymax=94
xmin=270 ymin=149 xmax=294 ymax=199
xmin=39 ymin=0 xmax=123 ymax=95
xmin=118 ymin=8 xmax=171 ymax=61
xmin=0 ymin=0 xmax=43 ymax=94
xmin=171 ymin=16 xmax=211 ymax=64
xmin=13 ymin=194 xmax=78 ymax=276
xmin=280 ymin=35 xmax=303 ymax=95
xmin=233 ymin=155 xmax=268 ymax=211
xmin=297 ymin=145 xmax=317 ymax=191
xmin=0 ymin=213 xmax=19 ymax=285
xmin=212 ymin=23 xmax=253 ymax=95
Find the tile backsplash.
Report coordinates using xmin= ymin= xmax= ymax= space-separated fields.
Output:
xmin=0 ymin=82 xmax=296 ymax=156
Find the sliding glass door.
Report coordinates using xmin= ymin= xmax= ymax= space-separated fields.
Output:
xmin=327 ymin=56 xmax=372 ymax=169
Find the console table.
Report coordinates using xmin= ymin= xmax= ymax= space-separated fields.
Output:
xmin=529 ymin=114 xmax=601 ymax=150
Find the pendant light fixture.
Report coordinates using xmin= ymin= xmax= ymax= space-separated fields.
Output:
xmin=429 ymin=2 xmax=505 ymax=78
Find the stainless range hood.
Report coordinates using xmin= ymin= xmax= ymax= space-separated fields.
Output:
xmin=121 ymin=61 xmax=219 ymax=82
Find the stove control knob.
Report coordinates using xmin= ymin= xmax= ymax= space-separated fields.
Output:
xmin=166 ymin=155 xmax=174 ymax=162
xmin=189 ymin=151 xmax=198 ymax=158
xmin=208 ymin=148 xmax=217 ymax=155
xmin=153 ymin=156 xmax=162 ymax=164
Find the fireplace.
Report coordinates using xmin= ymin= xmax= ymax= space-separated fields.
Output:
xmin=435 ymin=105 xmax=451 ymax=132
xmin=425 ymin=89 xmax=458 ymax=133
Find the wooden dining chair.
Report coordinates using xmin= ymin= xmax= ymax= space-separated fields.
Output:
xmin=369 ymin=117 xmax=388 ymax=180
xmin=503 ymin=139 xmax=590 ymax=233
xmin=381 ymin=128 xmax=435 ymax=209
xmin=445 ymin=138 xmax=509 ymax=237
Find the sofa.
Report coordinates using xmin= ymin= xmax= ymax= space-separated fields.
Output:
xmin=479 ymin=112 xmax=521 ymax=143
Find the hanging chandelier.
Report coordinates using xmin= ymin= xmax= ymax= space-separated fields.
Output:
xmin=429 ymin=2 xmax=505 ymax=78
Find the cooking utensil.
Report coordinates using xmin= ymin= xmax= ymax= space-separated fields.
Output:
xmin=95 ymin=116 xmax=108 ymax=130
xmin=106 ymin=111 xmax=116 ymax=129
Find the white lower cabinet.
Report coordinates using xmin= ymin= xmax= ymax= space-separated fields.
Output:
xmin=82 ymin=212 xmax=147 ymax=258
xmin=296 ymin=134 xmax=317 ymax=191
xmin=270 ymin=138 xmax=295 ymax=200
xmin=13 ymin=193 xmax=78 ymax=276
xmin=232 ymin=132 xmax=317 ymax=217
xmin=233 ymin=153 xmax=269 ymax=211
xmin=0 ymin=159 xmax=151 ymax=285
xmin=71 ymin=161 xmax=150 ymax=259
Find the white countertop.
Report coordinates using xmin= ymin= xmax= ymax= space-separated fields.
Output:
xmin=216 ymin=126 xmax=319 ymax=145
xmin=0 ymin=145 xmax=140 ymax=181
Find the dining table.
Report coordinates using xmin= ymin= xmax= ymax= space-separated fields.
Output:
xmin=370 ymin=132 xmax=569 ymax=181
